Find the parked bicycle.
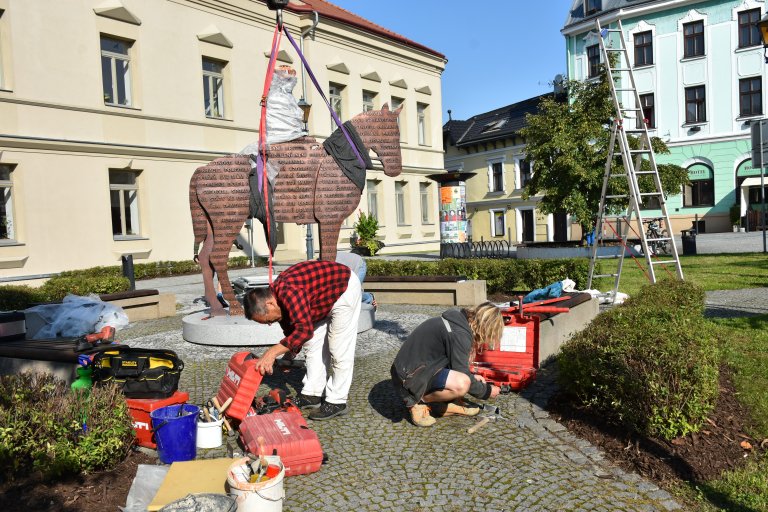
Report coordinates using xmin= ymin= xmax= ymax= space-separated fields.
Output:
xmin=644 ymin=218 xmax=671 ymax=255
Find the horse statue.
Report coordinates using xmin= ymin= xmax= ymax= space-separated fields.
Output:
xmin=189 ymin=104 xmax=403 ymax=316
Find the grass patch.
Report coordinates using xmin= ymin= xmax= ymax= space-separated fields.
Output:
xmin=594 ymin=253 xmax=768 ymax=298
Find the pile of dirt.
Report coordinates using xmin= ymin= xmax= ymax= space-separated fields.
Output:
xmin=546 ymin=368 xmax=765 ymax=485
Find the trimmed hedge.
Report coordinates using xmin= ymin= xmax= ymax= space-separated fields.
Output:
xmin=365 ymin=258 xmax=593 ymax=295
xmin=558 ymin=279 xmax=719 ymax=440
xmin=0 ymin=256 xmax=258 ymax=310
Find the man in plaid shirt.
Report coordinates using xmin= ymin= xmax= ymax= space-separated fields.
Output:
xmin=244 ymin=260 xmax=362 ymax=420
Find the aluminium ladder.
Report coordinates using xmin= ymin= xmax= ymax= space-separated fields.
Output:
xmin=586 ymin=19 xmax=683 ymax=301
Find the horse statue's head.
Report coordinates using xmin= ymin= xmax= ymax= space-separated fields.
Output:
xmin=352 ymin=103 xmax=403 ymax=177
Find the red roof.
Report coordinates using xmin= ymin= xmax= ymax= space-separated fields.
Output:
xmin=284 ymin=0 xmax=445 ymax=59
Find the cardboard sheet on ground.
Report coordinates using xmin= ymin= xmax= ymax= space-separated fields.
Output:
xmin=148 ymin=458 xmax=236 ymax=511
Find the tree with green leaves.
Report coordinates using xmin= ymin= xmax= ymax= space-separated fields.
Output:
xmin=519 ymin=66 xmax=688 ymax=240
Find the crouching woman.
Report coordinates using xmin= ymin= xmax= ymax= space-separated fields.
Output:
xmin=390 ymin=302 xmax=503 ymax=427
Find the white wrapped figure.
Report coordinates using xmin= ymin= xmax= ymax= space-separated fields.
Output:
xmin=266 ymin=65 xmax=304 ymax=145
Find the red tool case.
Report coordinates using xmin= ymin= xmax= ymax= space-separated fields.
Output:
xmin=215 ymin=351 xmax=264 ymax=422
xmin=125 ymin=390 xmax=189 ymax=448
xmin=239 ymin=409 xmax=324 ymax=477
xmin=472 ymin=312 xmax=539 ymax=391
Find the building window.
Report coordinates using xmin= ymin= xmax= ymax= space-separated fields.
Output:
xmin=683 ymin=20 xmax=704 ymax=58
xmin=634 ymin=31 xmax=653 ymax=67
xmin=0 ymin=10 xmax=5 ymax=89
xmin=489 ymin=161 xmax=504 ymax=192
xmin=738 ymin=8 xmax=761 ymax=48
xmin=391 ymin=96 xmax=405 ymax=139
xmin=109 ymin=170 xmax=141 ymax=237
xmin=202 ymin=58 xmax=226 ymax=119
xmin=362 ymin=90 xmax=376 ymax=112
xmin=366 ymin=179 xmax=378 ymax=221
xmin=740 ymin=77 xmax=762 ymax=117
xmin=519 ymin=159 xmax=532 ymax=189
xmin=417 ymin=103 xmax=428 ymax=145
xmin=490 ymin=209 xmax=506 ymax=237
xmin=685 ymin=86 xmax=706 ymax=124
xmin=100 ymin=36 xmax=133 ymax=106
xmin=395 ymin=181 xmax=406 ymax=225
xmin=329 ymin=83 xmax=344 ymax=131
xmin=0 ymin=164 xmax=15 ymax=240
xmin=585 ymin=0 xmax=601 ymax=15
xmin=587 ymin=44 xmax=600 ymax=78
xmin=420 ymin=183 xmax=430 ymax=224
xmin=638 ymin=93 xmax=655 ymax=129
xmin=683 ymin=164 xmax=714 ymax=207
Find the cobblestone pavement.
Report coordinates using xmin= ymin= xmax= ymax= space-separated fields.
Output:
xmin=119 ymin=262 xmax=768 ymax=511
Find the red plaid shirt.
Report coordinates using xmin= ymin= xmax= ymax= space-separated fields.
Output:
xmin=272 ymin=260 xmax=351 ymax=354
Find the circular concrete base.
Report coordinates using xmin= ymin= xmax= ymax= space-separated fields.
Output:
xmin=183 ymin=305 xmax=376 ymax=346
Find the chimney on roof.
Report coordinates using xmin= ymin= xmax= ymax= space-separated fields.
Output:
xmin=447 ymin=109 xmax=452 ymax=121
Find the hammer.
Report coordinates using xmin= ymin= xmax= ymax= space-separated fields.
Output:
xmin=212 ymin=396 xmax=234 ymax=432
xmin=467 ymin=405 xmax=505 ymax=434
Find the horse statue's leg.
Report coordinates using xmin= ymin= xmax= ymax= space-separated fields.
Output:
xmin=190 ymin=170 xmax=221 ymax=315
xmin=208 ymin=211 xmax=249 ymax=316
xmin=317 ymin=221 xmax=343 ymax=261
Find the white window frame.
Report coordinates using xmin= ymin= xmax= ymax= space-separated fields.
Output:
xmin=0 ymin=164 xmax=16 ymax=242
xmin=362 ymin=90 xmax=376 ymax=112
xmin=109 ymin=170 xmax=141 ymax=239
xmin=417 ymin=102 xmax=428 ymax=145
xmin=489 ymin=208 xmax=506 ymax=237
xmin=0 ymin=9 xmax=5 ymax=90
xmin=419 ymin=182 xmax=430 ymax=224
xmin=202 ymin=57 xmax=226 ymax=119
xmin=100 ymin=35 xmax=133 ymax=107
xmin=487 ymin=157 xmax=506 ymax=193
xmin=329 ymin=83 xmax=344 ymax=132
xmin=395 ymin=181 xmax=407 ymax=225
xmin=366 ymin=179 xmax=379 ymax=222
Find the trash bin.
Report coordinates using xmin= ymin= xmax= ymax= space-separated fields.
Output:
xmin=681 ymin=229 xmax=697 ymax=256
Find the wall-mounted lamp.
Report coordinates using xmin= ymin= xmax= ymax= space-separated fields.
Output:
xmin=298 ymin=98 xmax=311 ymax=131
xmin=689 ymin=125 xmax=701 ymax=133
xmin=756 ymin=14 xmax=768 ymax=63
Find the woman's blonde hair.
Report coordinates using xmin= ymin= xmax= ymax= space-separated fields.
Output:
xmin=463 ymin=302 xmax=504 ymax=360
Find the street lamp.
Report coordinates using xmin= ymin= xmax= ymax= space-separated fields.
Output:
xmin=297 ymin=98 xmax=311 ymax=133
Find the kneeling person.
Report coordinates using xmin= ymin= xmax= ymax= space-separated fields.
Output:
xmin=391 ymin=302 xmax=502 ymax=427
xmin=244 ymin=260 xmax=362 ymax=420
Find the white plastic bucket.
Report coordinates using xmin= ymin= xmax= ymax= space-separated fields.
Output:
xmin=196 ymin=418 xmax=223 ymax=449
xmin=227 ymin=455 xmax=285 ymax=512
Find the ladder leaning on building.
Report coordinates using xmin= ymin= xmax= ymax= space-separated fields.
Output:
xmin=586 ymin=19 xmax=684 ymax=302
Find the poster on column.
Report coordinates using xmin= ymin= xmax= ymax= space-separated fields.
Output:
xmin=439 ymin=183 xmax=468 ymax=243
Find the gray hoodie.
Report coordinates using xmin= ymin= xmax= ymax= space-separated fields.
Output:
xmin=390 ymin=308 xmax=491 ymax=407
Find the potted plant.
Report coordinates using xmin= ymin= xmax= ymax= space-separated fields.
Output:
xmin=729 ymin=204 xmax=742 ymax=232
xmin=351 ymin=210 xmax=384 ymax=256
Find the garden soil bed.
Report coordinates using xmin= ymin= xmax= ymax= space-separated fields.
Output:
xmin=546 ymin=367 xmax=766 ymax=486
xmin=0 ymin=450 xmax=154 ymax=512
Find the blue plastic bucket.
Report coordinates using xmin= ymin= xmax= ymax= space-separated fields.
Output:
xmin=150 ymin=404 xmax=199 ymax=464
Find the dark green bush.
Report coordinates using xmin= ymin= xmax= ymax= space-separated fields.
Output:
xmin=558 ymin=280 xmax=719 ymax=440
xmin=40 ymin=275 xmax=131 ymax=302
xmin=0 ymin=373 xmax=135 ymax=480
xmin=0 ymin=285 xmax=47 ymax=311
xmin=365 ymin=258 xmax=593 ymax=294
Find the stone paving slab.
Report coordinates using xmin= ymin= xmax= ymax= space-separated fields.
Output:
xmin=121 ymin=306 xmax=682 ymax=511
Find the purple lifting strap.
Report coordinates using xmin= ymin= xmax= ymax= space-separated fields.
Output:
xmin=282 ymin=28 xmax=367 ymax=169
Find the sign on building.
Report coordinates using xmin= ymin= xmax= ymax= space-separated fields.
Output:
xmin=750 ymin=119 xmax=768 ymax=166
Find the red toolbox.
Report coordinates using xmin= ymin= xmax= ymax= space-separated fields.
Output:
xmin=239 ymin=410 xmax=324 ymax=477
xmin=471 ymin=312 xmax=539 ymax=391
xmin=216 ymin=351 xmax=264 ymax=422
xmin=125 ymin=390 xmax=189 ymax=448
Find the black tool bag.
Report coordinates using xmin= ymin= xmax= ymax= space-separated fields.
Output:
xmin=92 ymin=346 xmax=184 ymax=399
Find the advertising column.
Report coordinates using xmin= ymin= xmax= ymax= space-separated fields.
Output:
xmin=428 ymin=172 xmax=476 ymax=257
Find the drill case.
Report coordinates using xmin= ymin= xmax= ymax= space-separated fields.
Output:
xmin=471 ymin=312 xmax=538 ymax=391
xmin=239 ymin=410 xmax=324 ymax=477
xmin=215 ymin=351 xmax=264 ymax=422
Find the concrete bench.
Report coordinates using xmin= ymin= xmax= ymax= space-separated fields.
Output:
xmin=100 ymin=289 xmax=176 ymax=322
xmin=363 ymin=275 xmax=486 ymax=306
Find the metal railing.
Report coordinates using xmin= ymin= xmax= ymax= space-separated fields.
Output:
xmin=439 ymin=240 xmax=513 ymax=259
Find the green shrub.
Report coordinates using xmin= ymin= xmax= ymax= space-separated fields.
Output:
xmin=365 ymin=258 xmax=593 ymax=294
xmin=0 ymin=373 xmax=134 ymax=480
xmin=558 ymin=280 xmax=719 ymax=440
xmin=41 ymin=275 xmax=131 ymax=302
xmin=0 ymin=285 xmax=47 ymax=310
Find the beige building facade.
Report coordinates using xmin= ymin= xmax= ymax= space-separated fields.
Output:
xmin=0 ymin=0 xmax=446 ymax=284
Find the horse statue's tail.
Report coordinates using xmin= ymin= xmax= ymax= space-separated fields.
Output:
xmin=188 ymin=168 xmax=208 ymax=253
